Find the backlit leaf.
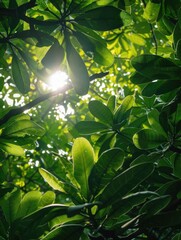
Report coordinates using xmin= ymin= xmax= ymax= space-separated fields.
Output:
xmin=16 ymin=191 xmax=42 ymax=218
xmin=143 ymin=1 xmax=161 ymax=23
xmin=133 ymin=129 xmax=167 ymax=150
xmin=74 ymin=31 xmax=114 ymax=66
xmin=0 ymin=139 xmax=24 ymax=156
xmin=72 ymin=138 xmax=94 ymax=199
xmin=2 ymin=120 xmax=45 ymax=137
xmin=39 ymin=168 xmax=64 ymax=192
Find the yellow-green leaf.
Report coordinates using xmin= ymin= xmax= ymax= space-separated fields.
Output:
xmin=72 ymin=138 xmax=94 ymax=199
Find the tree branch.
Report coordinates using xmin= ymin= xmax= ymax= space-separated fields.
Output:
xmin=0 ymin=72 xmax=109 ymax=126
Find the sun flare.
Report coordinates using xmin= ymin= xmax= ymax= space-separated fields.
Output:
xmin=48 ymin=71 xmax=68 ymax=90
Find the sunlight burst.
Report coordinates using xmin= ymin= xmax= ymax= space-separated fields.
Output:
xmin=48 ymin=71 xmax=68 ymax=90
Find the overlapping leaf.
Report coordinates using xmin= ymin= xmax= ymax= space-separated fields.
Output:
xmin=89 ymin=148 xmax=124 ymax=196
xmin=75 ymin=6 xmax=123 ymax=31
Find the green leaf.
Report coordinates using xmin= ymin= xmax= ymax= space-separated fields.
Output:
xmin=89 ymin=148 xmax=124 ymax=196
xmin=16 ymin=191 xmax=42 ymax=219
xmin=107 ymin=95 xmax=116 ymax=112
xmin=12 ymin=53 xmax=30 ymax=94
xmin=91 ymin=40 xmax=114 ymax=66
xmin=0 ymin=189 xmax=21 ymax=223
xmin=147 ymin=109 xmax=167 ymax=137
xmin=139 ymin=210 xmax=181 ymax=228
xmin=75 ymin=121 xmax=109 ymax=134
xmin=131 ymin=54 xmax=181 ymax=81
xmin=41 ymin=41 xmax=65 ymax=69
xmin=176 ymin=39 xmax=181 ymax=60
xmin=38 ymin=191 xmax=56 ymax=208
xmin=2 ymin=120 xmax=45 ymax=137
xmin=172 ymin=233 xmax=181 ymax=240
xmin=114 ymin=95 xmax=134 ymax=123
xmin=89 ymin=100 xmax=113 ymax=125
xmin=173 ymin=154 xmax=181 ymax=178
xmin=66 ymin=38 xmax=89 ymax=95
xmin=41 ymin=224 xmax=83 ymax=240
xmin=72 ymin=138 xmax=95 ymax=199
xmin=130 ymin=72 xmax=152 ymax=84
xmin=143 ymin=1 xmax=161 ymax=23
xmin=74 ymin=31 xmax=114 ymax=66
xmin=16 ymin=204 xmax=69 ymax=238
xmin=139 ymin=195 xmax=171 ymax=216
xmin=142 ymin=80 xmax=181 ymax=96
xmin=75 ymin=6 xmax=123 ymax=31
xmin=99 ymin=163 xmax=154 ymax=207
xmin=110 ymin=191 xmax=158 ymax=218
xmin=67 ymin=203 xmax=98 ymax=217
xmin=39 ymin=168 xmax=65 ymax=192
xmin=0 ymin=77 xmax=4 ymax=91
xmin=133 ymin=129 xmax=167 ymax=150
xmin=0 ymin=139 xmax=24 ymax=156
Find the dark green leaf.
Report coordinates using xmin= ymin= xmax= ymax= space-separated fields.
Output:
xmin=12 ymin=53 xmax=30 ymax=93
xmin=176 ymin=39 xmax=181 ymax=60
xmin=142 ymin=80 xmax=181 ymax=96
xmin=139 ymin=195 xmax=171 ymax=216
xmin=131 ymin=54 xmax=181 ymax=81
xmin=173 ymin=154 xmax=181 ymax=178
xmin=89 ymin=100 xmax=113 ymax=125
xmin=75 ymin=6 xmax=123 ymax=31
xmin=41 ymin=224 xmax=83 ymax=240
xmin=66 ymin=38 xmax=89 ymax=95
xmin=0 ymin=77 xmax=4 ymax=91
xmin=75 ymin=121 xmax=109 ymax=134
xmin=41 ymin=41 xmax=65 ymax=69
xmin=114 ymin=95 xmax=134 ymax=123
xmin=67 ymin=203 xmax=98 ymax=217
xmin=130 ymin=72 xmax=152 ymax=84
xmin=99 ymin=163 xmax=154 ymax=207
xmin=139 ymin=210 xmax=181 ymax=228
xmin=89 ymin=148 xmax=124 ymax=195
xmin=110 ymin=191 xmax=158 ymax=218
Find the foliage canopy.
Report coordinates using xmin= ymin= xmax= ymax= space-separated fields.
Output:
xmin=0 ymin=0 xmax=181 ymax=239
